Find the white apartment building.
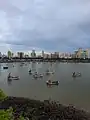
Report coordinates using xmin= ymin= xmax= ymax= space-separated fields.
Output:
xmin=88 ymin=49 xmax=90 ymax=58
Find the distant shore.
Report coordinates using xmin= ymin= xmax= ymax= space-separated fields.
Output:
xmin=0 ymin=57 xmax=90 ymax=63
xmin=0 ymin=96 xmax=90 ymax=120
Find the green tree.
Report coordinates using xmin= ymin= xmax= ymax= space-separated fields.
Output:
xmin=0 ymin=89 xmax=7 ymax=101
xmin=0 ymin=89 xmax=25 ymax=120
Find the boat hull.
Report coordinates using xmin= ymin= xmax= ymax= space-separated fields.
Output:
xmin=8 ymin=76 xmax=19 ymax=81
xmin=46 ymin=81 xmax=59 ymax=85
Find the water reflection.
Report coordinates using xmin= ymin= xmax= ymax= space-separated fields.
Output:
xmin=7 ymin=80 xmax=12 ymax=86
xmin=31 ymin=62 xmax=36 ymax=71
xmin=0 ymin=64 xmax=1 ymax=75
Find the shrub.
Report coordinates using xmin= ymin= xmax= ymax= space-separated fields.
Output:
xmin=0 ymin=89 xmax=7 ymax=101
xmin=0 ymin=89 xmax=25 ymax=120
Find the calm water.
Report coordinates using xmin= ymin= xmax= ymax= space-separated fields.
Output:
xmin=0 ymin=62 xmax=90 ymax=111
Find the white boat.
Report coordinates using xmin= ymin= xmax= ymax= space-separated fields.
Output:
xmin=72 ymin=72 xmax=81 ymax=77
xmin=33 ymin=73 xmax=43 ymax=78
xmin=39 ymin=74 xmax=43 ymax=77
xmin=46 ymin=71 xmax=54 ymax=75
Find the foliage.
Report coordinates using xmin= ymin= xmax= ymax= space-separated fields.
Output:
xmin=0 ymin=107 xmax=14 ymax=120
xmin=17 ymin=116 xmax=25 ymax=120
xmin=0 ymin=89 xmax=7 ymax=101
xmin=0 ymin=89 xmax=25 ymax=120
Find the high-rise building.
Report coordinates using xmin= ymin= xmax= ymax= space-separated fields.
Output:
xmin=11 ymin=53 xmax=14 ymax=57
xmin=78 ymin=48 xmax=82 ymax=58
xmin=7 ymin=51 xmax=12 ymax=58
xmin=42 ymin=50 xmax=44 ymax=58
xmin=43 ymin=54 xmax=49 ymax=58
xmin=17 ymin=52 xmax=24 ymax=58
xmin=74 ymin=48 xmax=88 ymax=59
xmin=54 ymin=52 xmax=59 ymax=58
xmin=81 ymin=50 xmax=88 ymax=59
xmin=74 ymin=50 xmax=78 ymax=58
xmin=74 ymin=48 xmax=82 ymax=58
xmin=50 ymin=53 xmax=55 ymax=58
xmin=0 ymin=52 xmax=2 ymax=58
xmin=88 ymin=49 xmax=90 ymax=58
xmin=31 ymin=50 xmax=36 ymax=58
xmin=25 ymin=54 xmax=29 ymax=58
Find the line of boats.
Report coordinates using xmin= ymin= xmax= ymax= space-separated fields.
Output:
xmin=29 ymin=69 xmax=54 ymax=78
xmin=7 ymin=70 xmax=82 ymax=86
xmin=28 ymin=69 xmax=59 ymax=85
xmin=5 ymin=62 xmax=82 ymax=86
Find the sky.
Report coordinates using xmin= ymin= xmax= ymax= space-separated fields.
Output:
xmin=0 ymin=0 xmax=90 ymax=53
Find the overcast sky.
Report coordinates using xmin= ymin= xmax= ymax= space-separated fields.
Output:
xmin=0 ymin=0 xmax=90 ymax=53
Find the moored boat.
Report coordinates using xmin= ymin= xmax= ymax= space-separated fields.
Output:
xmin=29 ymin=69 xmax=32 ymax=74
xmin=33 ymin=73 xmax=43 ymax=78
xmin=46 ymin=71 xmax=54 ymax=75
xmin=8 ymin=76 xmax=20 ymax=81
xmin=72 ymin=72 xmax=81 ymax=77
xmin=3 ymin=66 xmax=8 ymax=69
xmin=39 ymin=74 xmax=43 ymax=77
xmin=46 ymin=80 xmax=59 ymax=85
xmin=29 ymin=72 xmax=32 ymax=74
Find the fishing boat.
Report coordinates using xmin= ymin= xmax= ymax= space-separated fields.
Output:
xmin=29 ymin=72 xmax=32 ymax=74
xmin=46 ymin=80 xmax=59 ymax=85
xmin=29 ymin=70 xmax=32 ymax=74
xmin=72 ymin=72 xmax=81 ymax=77
xmin=3 ymin=66 xmax=8 ymax=69
xmin=46 ymin=70 xmax=54 ymax=75
xmin=8 ymin=76 xmax=20 ymax=81
xmin=39 ymin=74 xmax=43 ymax=77
xmin=33 ymin=74 xmax=38 ymax=78
xmin=33 ymin=73 xmax=43 ymax=78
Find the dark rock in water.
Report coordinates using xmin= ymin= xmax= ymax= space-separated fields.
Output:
xmin=0 ymin=96 xmax=90 ymax=120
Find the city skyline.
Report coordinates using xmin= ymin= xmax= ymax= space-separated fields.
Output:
xmin=0 ymin=0 xmax=90 ymax=53
xmin=0 ymin=47 xmax=90 ymax=59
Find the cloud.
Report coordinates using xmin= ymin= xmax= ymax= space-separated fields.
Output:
xmin=0 ymin=0 xmax=90 ymax=53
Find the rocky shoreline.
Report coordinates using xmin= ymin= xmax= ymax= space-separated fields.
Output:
xmin=0 ymin=96 xmax=90 ymax=120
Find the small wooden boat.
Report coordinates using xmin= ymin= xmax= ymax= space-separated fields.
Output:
xmin=46 ymin=80 xmax=59 ymax=85
xmin=8 ymin=76 xmax=20 ymax=80
xmin=33 ymin=73 xmax=43 ymax=78
xmin=39 ymin=74 xmax=43 ymax=77
xmin=29 ymin=70 xmax=32 ymax=74
xmin=46 ymin=71 xmax=54 ymax=75
xmin=29 ymin=72 xmax=32 ymax=74
xmin=3 ymin=66 xmax=8 ymax=69
xmin=33 ymin=74 xmax=38 ymax=78
xmin=72 ymin=73 xmax=81 ymax=77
